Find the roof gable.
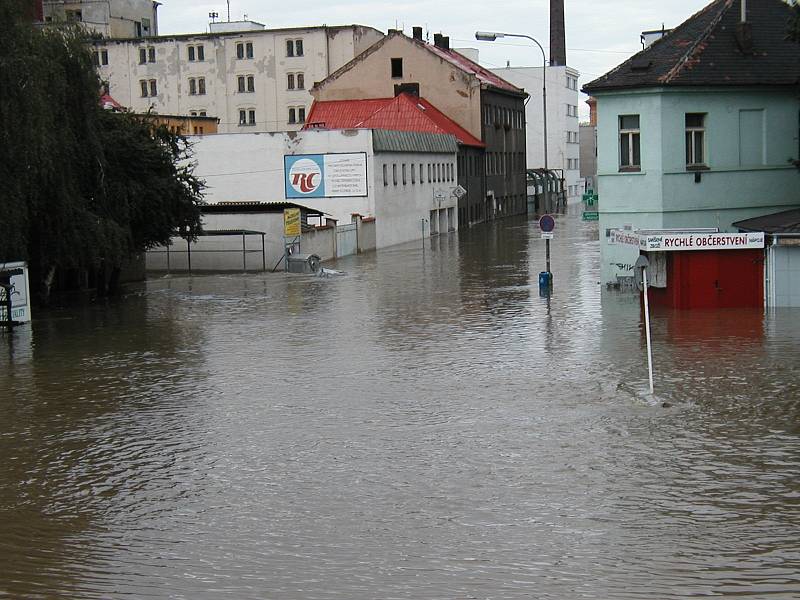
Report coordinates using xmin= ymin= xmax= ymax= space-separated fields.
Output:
xmin=313 ymin=30 xmax=524 ymax=96
xmin=584 ymin=0 xmax=800 ymax=93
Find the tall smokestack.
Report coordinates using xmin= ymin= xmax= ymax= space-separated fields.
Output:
xmin=550 ymin=0 xmax=567 ymax=66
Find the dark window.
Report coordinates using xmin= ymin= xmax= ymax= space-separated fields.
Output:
xmin=298 ymin=107 xmax=305 ymax=123
xmin=383 ymin=164 xmax=388 ymax=186
xmin=198 ymin=78 xmax=206 ymax=95
xmin=236 ymin=43 xmax=244 ymax=59
xmin=199 ymin=111 xmax=206 ymax=116
xmin=287 ymin=73 xmax=295 ymax=90
xmin=296 ymin=73 xmax=304 ymax=89
xmin=189 ymin=78 xmax=196 ymax=95
xmin=148 ymin=47 xmax=156 ymax=63
xmin=249 ymin=109 xmax=256 ymax=125
xmin=140 ymin=80 xmax=148 ymax=97
xmin=149 ymin=79 xmax=157 ymax=96
xmin=139 ymin=48 xmax=147 ymax=64
xmin=393 ymin=164 xmax=397 ymax=185
xmin=188 ymin=46 xmax=195 ymax=61
xmin=237 ymin=76 xmax=245 ymax=93
xmin=197 ymin=45 xmax=204 ymax=61
xmin=246 ymin=42 xmax=253 ymax=59
xmin=419 ymin=163 xmax=424 ymax=183
xmin=92 ymin=51 xmax=100 ymax=67
xmin=391 ymin=58 xmax=403 ymax=78
xmin=286 ymin=40 xmax=294 ymax=57
xmin=402 ymin=164 xmax=407 ymax=185
xmin=246 ymin=76 xmax=254 ymax=92
xmin=295 ymin=40 xmax=303 ymax=56
xmin=239 ymin=110 xmax=247 ymax=125
xmin=288 ymin=108 xmax=296 ymax=124
xmin=101 ymin=50 xmax=108 ymax=65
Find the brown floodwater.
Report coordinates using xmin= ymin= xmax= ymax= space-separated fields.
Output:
xmin=2 ymin=213 xmax=799 ymax=599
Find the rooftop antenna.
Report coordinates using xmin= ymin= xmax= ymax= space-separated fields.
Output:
xmin=227 ymin=0 xmax=231 ymax=22
xmin=209 ymin=11 xmax=218 ymax=23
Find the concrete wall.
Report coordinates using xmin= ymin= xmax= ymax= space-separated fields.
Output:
xmin=490 ymin=65 xmax=582 ymax=201
xmin=596 ymin=87 xmax=800 ymax=283
xmin=45 ymin=0 xmax=155 ymax=37
xmin=312 ymin=34 xmax=484 ymax=139
xmin=93 ymin=26 xmax=383 ymax=133
xmin=579 ymin=123 xmax=597 ymax=191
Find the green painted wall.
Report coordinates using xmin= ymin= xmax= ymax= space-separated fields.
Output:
xmin=595 ymin=87 xmax=800 ymax=283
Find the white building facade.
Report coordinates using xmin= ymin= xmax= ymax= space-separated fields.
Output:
xmin=189 ymin=129 xmax=459 ymax=248
xmin=44 ymin=0 xmax=158 ymax=37
xmin=92 ymin=24 xmax=383 ymax=133
xmin=490 ymin=65 xmax=582 ymax=202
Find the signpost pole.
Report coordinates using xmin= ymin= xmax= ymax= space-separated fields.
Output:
xmin=546 ymin=238 xmax=551 ymax=274
xmin=639 ymin=261 xmax=655 ymax=395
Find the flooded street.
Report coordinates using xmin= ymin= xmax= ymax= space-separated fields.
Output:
xmin=2 ymin=213 xmax=799 ymax=599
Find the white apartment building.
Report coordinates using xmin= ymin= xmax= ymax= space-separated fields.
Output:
xmin=490 ymin=65 xmax=582 ymax=202
xmin=92 ymin=24 xmax=384 ymax=133
xmin=44 ymin=0 xmax=158 ymax=37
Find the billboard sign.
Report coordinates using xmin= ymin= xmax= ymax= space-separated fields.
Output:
xmin=284 ymin=153 xmax=368 ymax=199
xmin=611 ymin=230 xmax=765 ymax=252
xmin=283 ymin=208 xmax=302 ymax=237
xmin=0 ymin=262 xmax=32 ymax=324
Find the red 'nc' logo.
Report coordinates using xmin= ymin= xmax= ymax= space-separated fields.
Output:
xmin=292 ymin=173 xmax=318 ymax=193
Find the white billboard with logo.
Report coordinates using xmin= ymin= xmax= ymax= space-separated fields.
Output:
xmin=284 ymin=153 xmax=368 ymax=199
xmin=1 ymin=262 xmax=32 ymax=324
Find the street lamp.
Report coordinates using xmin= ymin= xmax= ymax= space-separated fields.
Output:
xmin=475 ymin=31 xmax=549 ymax=214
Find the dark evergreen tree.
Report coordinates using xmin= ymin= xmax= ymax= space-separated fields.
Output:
xmin=0 ymin=0 xmax=203 ymax=301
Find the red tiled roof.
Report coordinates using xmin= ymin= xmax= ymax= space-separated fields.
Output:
xmin=304 ymin=94 xmax=485 ymax=147
xmin=99 ymin=93 xmax=125 ymax=111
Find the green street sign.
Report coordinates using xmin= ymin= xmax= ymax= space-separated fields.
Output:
xmin=582 ymin=211 xmax=599 ymax=221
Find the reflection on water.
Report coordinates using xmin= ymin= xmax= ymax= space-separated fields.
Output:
xmin=2 ymin=214 xmax=799 ymax=599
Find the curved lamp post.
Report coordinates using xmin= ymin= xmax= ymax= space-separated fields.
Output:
xmin=475 ymin=31 xmax=549 ymax=213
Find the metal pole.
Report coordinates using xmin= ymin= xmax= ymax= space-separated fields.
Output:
xmin=546 ymin=238 xmax=551 ymax=274
xmin=187 ymin=238 xmax=192 ymax=273
xmin=542 ymin=53 xmax=549 ymax=214
xmin=261 ymin=234 xmax=266 ymax=272
xmin=642 ymin=267 xmax=655 ymax=395
xmin=166 ymin=243 xmax=170 ymax=272
xmin=242 ymin=232 xmax=247 ymax=271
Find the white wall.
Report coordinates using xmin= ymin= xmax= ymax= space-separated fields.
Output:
xmin=188 ymin=129 xmax=458 ymax=250
xmin=490 ymin=65 xmax=582 ymax=201
xmin=93 ymin=26 xmax=383 ymax=133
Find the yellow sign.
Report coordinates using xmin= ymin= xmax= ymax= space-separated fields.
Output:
xmin=283 ymin=208 xmax=301 ymax=237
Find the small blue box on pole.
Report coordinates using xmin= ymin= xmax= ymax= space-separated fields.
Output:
xmin=539 ymin=271 xmax=552 ymax=289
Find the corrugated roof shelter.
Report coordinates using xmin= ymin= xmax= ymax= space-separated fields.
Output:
xmin=371 ymin=129 xmax=458 ymax=154
xmin=584 ymin=0 xmax=800 ymax=93
xmin=733 ymin=209 xmax=800 ymax=234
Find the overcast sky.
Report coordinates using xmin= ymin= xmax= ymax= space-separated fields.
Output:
xmin=156 ymin=0 xmax=713 ymax=118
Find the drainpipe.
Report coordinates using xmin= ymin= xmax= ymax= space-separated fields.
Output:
xmin=741 ymin=0 xmax=746 ymax=23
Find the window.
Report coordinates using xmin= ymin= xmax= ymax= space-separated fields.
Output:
xmin=288 ymin=108 xmax=296 ymax=124
xmin=239 ymin=110 xmax=247 ymax=125
xmin=247 ymin=76 xmax=254 ymax=92
xmin=296 ymin=73 xmax=304 ymax=89
xmin=190 ymin=111 xmax=197 ymax=116
xmin=298 ymin=107 xmax=305 ymax=123
xmin=411 ymin=163 xmax=416 ymax=184
xmin=246 ymin=42 xmax=253 ymax=59
xmin=198 ymin=77 xmax=206 ymax=95
xmin=149 ymin=79 xmax=157 ymax=96
xmin=619 ymin=114 xmax=641 ymax=170
xmin=65 ymin=9 xmax=82 ymax=21
xmin=139 ymin=48 xmax=147 ymax=64
xmin=236 ymin=42 xmax=244 ymax=59
xmin=383 ymin=164 xmax=388 ymax=186
xmin=287 ymin=73 xmax=295 ymax=90
xmin=239 ymin=109 xmax=256 ymax=126
xmin=237 ymin=76 xmax=245 ymax=93
xmin=197 ymin=45 xmax=204 ymax=61
xmin=249 ymin=109 xmax=256 ymax=125
xmin=402 ymin=164 xmax=407 ymax=185
xmin=428 ymin=163 xmax=432 ymax=182
xmin=140 ymin=79 xmax=148 ymax=97
xmin=188 ymin=46 xmax=195 ymax=61
xmin=148 ymin=47 xmax=156 ymax=63
xmin=188 ymin=45 xmax=204 ymax=61
xmin=420 ymin=163 xmax=424 ymax=183
xmin=92 ymin=51 xmax=100 ymax=67
xmin=393 ymin=164 xmax=398 ymax=185
xmin=287 ymin=39 xmax=303 ymax=57
xmin=391 ymin=58 xmax=403 ymax=78
xmin=199 ymin=110 xmax=206 ymax=116
xmin=189 ymin=78 xmax=197 ymax=95
xmin=237 ymin=42 xmax=253 ymax=59
xmin=685 ymin=113 xmax=706 ymax=168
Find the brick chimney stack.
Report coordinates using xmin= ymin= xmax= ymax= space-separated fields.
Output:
xmin=550 ymin=0 xmax=567 ymax=66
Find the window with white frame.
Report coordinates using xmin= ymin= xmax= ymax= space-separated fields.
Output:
xmin=239 ymin=108 xmax=256 ymax=126
xmin=287 ymin=73 xmax=295 ymax=89
xmin=619 ymin=114 xmax=641 ymax=170
xmin=286 ymin=39 xmax=303 ymax=57
xmin=188 ymin=77 xmax=206 ymax=95
xmin=188 ymin=45 xmax=205 ymax=61
xmin=236 ymin=42 xmax=254 ymax=59
xmin=288 ymin=107 xmax=306 ymax=124
xmin=685 ymin=113 xmax=706 ymax=168
xmin=296 ymin=73 xmax=304 ymax=89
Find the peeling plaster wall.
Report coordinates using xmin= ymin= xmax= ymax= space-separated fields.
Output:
xmin=94 ymin=26 xmax=383 ymax=133
xmin=44 ymin=0 xmax=155 ymax=37
xmin=312 ymin=35 xmax=483 ymax=139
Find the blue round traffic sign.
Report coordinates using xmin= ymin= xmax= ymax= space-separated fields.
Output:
xmin=539 ymin=214 xmax=555 ymax=233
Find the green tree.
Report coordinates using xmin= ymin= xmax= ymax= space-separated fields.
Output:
xmin=790 ymin=1 xmax=800 ymax=43
xmin=0 ymin=1 xmax=203 ymax=301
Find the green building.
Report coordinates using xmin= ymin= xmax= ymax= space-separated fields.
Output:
xmin=583 ymin=0 xmax=800 ymax=284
